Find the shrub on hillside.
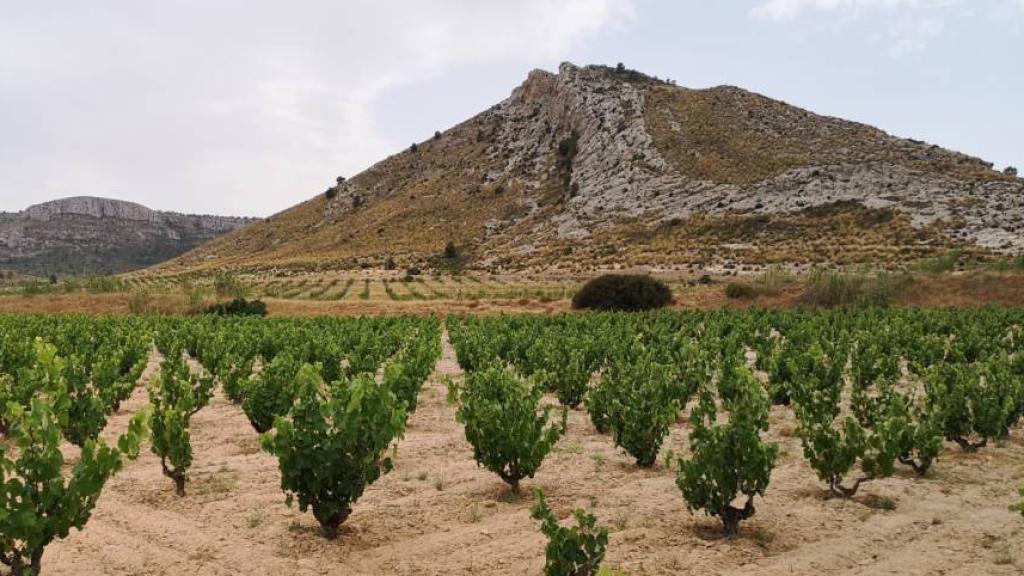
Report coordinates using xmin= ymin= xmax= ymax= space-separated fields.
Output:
xmin=572 ymin=275 xmax=672 ymax=312
xmin=205 ymin=298 xmax=267 ymax=317
xmin=725 ymin=282 xmax=755 ymax=299
xmin=801 ymin=269 xmax=911 ymax=308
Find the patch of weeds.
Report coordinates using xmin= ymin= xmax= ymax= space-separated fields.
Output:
xmin=246 ymin=509 xmax=264 ymax=529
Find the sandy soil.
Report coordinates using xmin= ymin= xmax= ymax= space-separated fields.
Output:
xmin=37 ymin=329 xmax=1024 ymax=576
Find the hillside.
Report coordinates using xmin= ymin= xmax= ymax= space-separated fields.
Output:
xmin=154 ymin=62 xmax=1024 ymax=275
xmin=0 ymin=196 xmax=255 ymax=276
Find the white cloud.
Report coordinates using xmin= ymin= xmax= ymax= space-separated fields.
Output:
xmin=0 ymin=1 xmax=634 ymax=216
xmin=751 ymin=0 xmax=961 ymax=21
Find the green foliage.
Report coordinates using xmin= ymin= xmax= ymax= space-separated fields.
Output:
xmin=555 ymin=131 xmax=580 ymax=195
xmin=916 ymin=250 xmax=961 ymax=274
xmin=83 ymin=275 xmax=127 ymax=294
xmin=601 ymin=356 xmax=681 ymax=467
xmin=148 ymin=356 xmax=213 ymax=496
xmin=531 ymin=489 xmax=608 ymax=576
xmin=241 ymin=353 xmax=301 ymax=433
xmin=454 ymin=366 xmax=566 ymax=493
xmin=261 ymin=366 xmax=406 ymax=539
xmin=925 ymin=359 xmax=1021 ymax=452
xmin=572 ymin=275 xmax=672 ymax=312
xmin=181 ymin=280 xmax=208 ymax=312
xmin=677 ymin=367 xmax=777 ymax=535
xmin=533 ymin=335 xmax=599 ymax=409
xmin=802 ymin=268 xmax=910 ymax=308
xmin=1012 ymin=486 xmax=1024 ymax=519
xmin=0 ymin=347 xmax=147 ymax=576
xmin=213 ymin=273 xmax=250 ymax=299
xmin=725 ymin=282 xmax=756 ymax=299
xmin=205 ymin=298 xmax=267 ymax=317
xmin=217 ymin=356 xmax=254 ymax=404
xmin=790 ymin=342 xmax=906 ymax=497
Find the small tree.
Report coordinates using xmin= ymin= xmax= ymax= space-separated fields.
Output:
xmin=454 ymin=366 xmax=566 ymax=493
xmin=531 ymin=489 xmax=608 ymax=576
xmin=677 ymin=370 xmax=777 ymax=535
xmin=262 ymin=366 xmax=406 ymax=539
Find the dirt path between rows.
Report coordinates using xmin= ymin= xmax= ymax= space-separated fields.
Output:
xmin=43 ymin=332 xmax=1024 ymax=575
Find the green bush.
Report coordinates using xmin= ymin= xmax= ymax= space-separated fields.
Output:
xmin=148 ymin=356 xmax=214 ymax=496
xmin=677 ymin=369 xmax=777 ymax=535
xmin=454 ymin=366 xmax=566 ymax=493
xmin=1012 ymin=486 xmax=1024 ymax=519
xmin=925 ymin=359 xmax=1020 ymax=452
xmin=531 ymin=489 xmax=608 ymax=576
xmin=916 ymin=250 xmax=961 ymax=274
xmin=572 ymin=275 xmax=672 ymax=312
xmin=242 ymin=353 xmax=301 ymax=433
xmin=724 ymin=282 xmax=755 ymax=299
xmin=262 ymin=366 xmax=406 ymax=539
xmin=0 ymin=362 xmax=147 ymax=576
xmin=601 ymin=357 xmax=681 ymax=467
xmin=205 ymin=298 xmax=267 ymax=316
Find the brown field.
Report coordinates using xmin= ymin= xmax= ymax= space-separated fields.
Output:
xmin=3 ymin=271 xmax=1024 ymax=316
xmin=44 ymin=331 xmax=1024 ymax=575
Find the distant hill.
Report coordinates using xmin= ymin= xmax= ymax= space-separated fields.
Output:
xmin=153 ymin=62 xmax=1024 ymax=275
xmin=0 ymin=196 xmax=255 ymax=276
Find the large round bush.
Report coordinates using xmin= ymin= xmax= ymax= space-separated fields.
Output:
xmin=571 ymin=274 xmax=673 ymax=312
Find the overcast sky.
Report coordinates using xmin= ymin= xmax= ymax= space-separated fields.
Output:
xmin=1 ymin=0 xmax=1021 ymax=217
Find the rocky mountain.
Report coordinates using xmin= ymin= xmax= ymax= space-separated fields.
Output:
xmin=155 ymin=62 xmax=1023 ymax=275
xmin=0 ymin=196 xmax=255 ymax=276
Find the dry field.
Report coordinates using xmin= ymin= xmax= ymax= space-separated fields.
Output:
xmin=3 ymin=271 xmax=1024 ymax=317
xmin=43 ymin=331 xmax=1024 ymax=576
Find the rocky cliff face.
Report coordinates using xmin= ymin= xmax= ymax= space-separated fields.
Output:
xmin=156 ymin=62 xmax=1024 ymax=274
xmin=0 ymin=197 xmax=255 ymax=276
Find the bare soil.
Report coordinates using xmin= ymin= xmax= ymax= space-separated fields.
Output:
xmin=43 ymin=331 xmax=1024 ymax=575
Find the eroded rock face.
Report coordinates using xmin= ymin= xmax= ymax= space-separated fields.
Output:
xmin=483 ymin=63 xmax=1024 ymax=253
xmin=163 ymin=62 xmax=1024 ymax=273
xmin=0 ymin=196 xmax=255 ymax=275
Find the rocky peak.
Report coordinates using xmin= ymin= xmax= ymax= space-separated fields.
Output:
xmin=0 ymin=196 xmax=255 ymax=276
xmin=24 ymin=196 xmax=159 ymax=222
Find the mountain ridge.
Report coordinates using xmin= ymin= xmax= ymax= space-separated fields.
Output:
xmin=151 ymin=62 xmax=1024 ymax=275
xmin=0 ymin=196 xmax=255 ymax=276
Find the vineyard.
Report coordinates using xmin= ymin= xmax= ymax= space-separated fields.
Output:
xmin=1 ymin=309 xmax=1023 ymax=574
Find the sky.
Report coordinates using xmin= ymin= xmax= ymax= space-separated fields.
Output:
xmin=1 ymin=1 xmax=1021 ymax=217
